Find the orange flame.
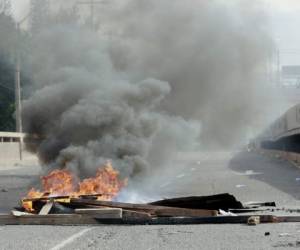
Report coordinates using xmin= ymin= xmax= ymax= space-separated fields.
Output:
xmin=25 ymin=162 xmax=127 ymax=202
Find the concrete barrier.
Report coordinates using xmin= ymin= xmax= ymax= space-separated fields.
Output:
xmin=258 ymin=149 xmax=300 ymax=169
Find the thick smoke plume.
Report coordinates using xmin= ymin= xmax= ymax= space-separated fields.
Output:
xmin=23 ymin=22 xmax=200 ymax=179
xmin=23 ymin=0 xmax=273 ymax=182
xmin=100 ymin=0 xmax=273 ymax=148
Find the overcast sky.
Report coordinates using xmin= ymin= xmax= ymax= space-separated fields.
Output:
xmin=10 ymin=0 xmax=300 ymax=65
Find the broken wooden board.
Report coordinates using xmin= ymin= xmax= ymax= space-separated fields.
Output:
xmin=75 ymin=208 xmax=122 ymax=219
xmin=70 ymin=198 xmax=217 ymax=217
xmin=39 ymin=202 xmax=54 ymax=215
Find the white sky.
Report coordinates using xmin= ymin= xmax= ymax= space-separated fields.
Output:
xmin=263 ymin=0 xmax=300 ymax=65
xmin=10 ymin=0 xmax=300 ymax=65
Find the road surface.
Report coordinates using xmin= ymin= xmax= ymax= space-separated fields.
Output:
xmin=1 ymin=151 xmax=300 ymax=250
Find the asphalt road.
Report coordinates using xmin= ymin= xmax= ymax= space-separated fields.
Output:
xmin=1 ymin=151 xmax=300 ymax=250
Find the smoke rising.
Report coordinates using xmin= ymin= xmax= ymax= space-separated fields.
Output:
xmin=23 ymin=22 xmax=200 ymax=179
xmin=101 ymin=0 xmax=274 ymax=148
xmin=23 ymin=0 xmax=273 ymax=183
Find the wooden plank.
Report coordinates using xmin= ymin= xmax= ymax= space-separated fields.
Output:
xmin=70 ymin=198 xmax=162 ymax=210
xmin=94 ymin=215 xmax=279 ymax=225
xmin=75 ymin=208 xmax=122 ymax=219
xmin=39 ymin=202 xmax=54 ymax=215
xmin=277 ymin=216 xmax=300 ymax=223
xmin=3 ymin=214 xmax=300 ymax=225
xmin=244 ymin=202 xmax=276 ymax=208
xmin=122 ymin=210 xmax=152 ymax=220
xmin=154 ymin=208 xmax=217 ymax=217
xmin=0 ymin=214 xmax=99 ymax=225
xmin=70 ymin=198 xmax=217 ymax=217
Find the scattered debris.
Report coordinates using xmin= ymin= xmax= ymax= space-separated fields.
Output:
xmin=244 ymin=201 xmax=276 ymax=208
xmin=219 ymin=209 xmax=237 ymax=216
xmin=279 ymin=233 xmax=292 ymax=237
xmin=0 ymin=193 xmax=299 ymax=225
xmin=1 ymin=188 xmax=8 ymax=193
xmin=159 ymin=181 xmax=172 ymax=188
xmin=150 ymin=193 xmax=243 ymax=211
xmin=247 ymin=216 xmax=260 ymax=226
xmin=235 ymin=170 xmax=263 ymax=176
xmin=11 ymin=210 xmax=31 ymax=217
xmin=176 ymin=174 xmax=185 ymax=179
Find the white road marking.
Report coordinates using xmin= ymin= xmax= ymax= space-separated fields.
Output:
xmin=49 ymin=228 xmax=93 ymax=250
xmin=176 ymin=174 xmax=185 ymax=179
xmin=234 ymin=170 xmax=263 ymax=176
xmin=236 ymin=184 xmax=246 ymax=188
xmin=159 ymin=181 xmax=172 ymax=188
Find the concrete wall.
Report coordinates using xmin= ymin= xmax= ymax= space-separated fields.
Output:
xmin=0 ymin=132 xmax=38 ymax=167
xmin=254 ymin=104 xmax=300 ymax=168
xmin=256 ymin=103 xmax=300 ymax=144
xmin=258 ymin=149 xmax=300 ymax=169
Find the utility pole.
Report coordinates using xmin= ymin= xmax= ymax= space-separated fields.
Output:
xmin=15 ymin=23 xmax=22 ymax=134
xmin=77 ymin=0 xmax=109 ymax=30
xmin=276 ymin=49 xmax=281 ymax=87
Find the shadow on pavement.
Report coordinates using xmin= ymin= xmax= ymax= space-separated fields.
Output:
xmin=228 ymin=151 xmax=300 ymax=200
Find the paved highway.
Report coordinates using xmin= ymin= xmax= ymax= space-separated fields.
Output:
xmin=1 ymin=151 xmax=300 ymax=249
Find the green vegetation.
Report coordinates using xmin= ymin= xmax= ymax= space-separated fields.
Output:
xmin=0 ymin=3 xmax=17 ymax=131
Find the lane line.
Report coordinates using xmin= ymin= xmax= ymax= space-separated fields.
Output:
xmin=49 ymin=228 xmax=93 ymax=250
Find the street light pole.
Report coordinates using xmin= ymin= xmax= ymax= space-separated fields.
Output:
xmin=15 ymin=23 xmax=22 ymax=134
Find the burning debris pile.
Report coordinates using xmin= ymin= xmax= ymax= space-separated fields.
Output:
xmin=0 ymin=166 xmax=298 ymax=226
xmin=26 ymin=162 xmax=126 ymax=200
xmin=1 ymin=187 xmax=298 ymax=226
xmin=23 ymin=162 xmax=127 ymax=212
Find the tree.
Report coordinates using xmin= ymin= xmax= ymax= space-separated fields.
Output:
xmin=0 ymin=57 xmax=15 ymax=131
xmin=0 ymin=0 xmax=11 ymax=16
xmin=0 ymin=7 xmax=15 ymax=131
